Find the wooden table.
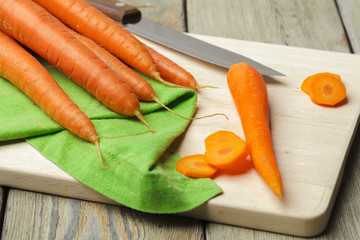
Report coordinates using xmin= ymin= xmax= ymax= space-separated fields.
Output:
xmin=1 ymin=0 xmax=359 ymax=238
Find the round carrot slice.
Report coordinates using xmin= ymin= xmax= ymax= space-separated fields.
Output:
xmin=175 ymin=154 xmax=218 ymax=178
xmin=301 ymin=72 xmax=341 ymax=95
xmin=309 ymin=75 xmax=346 ymax=106
xmin=205 ymin=139 xmax=250 ymax=169
xmin=205 ymin=130 xmax=242 ymax=150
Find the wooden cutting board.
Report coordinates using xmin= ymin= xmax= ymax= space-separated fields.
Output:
xmin=1 ymin=34 xmax=359 ymax=237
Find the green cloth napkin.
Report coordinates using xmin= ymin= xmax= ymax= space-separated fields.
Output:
xmin=0 ymin=60 xmax=222 ymax=213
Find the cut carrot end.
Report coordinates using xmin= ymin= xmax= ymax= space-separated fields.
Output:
xmin=134 ymin=110 xmax=155 ymax=133
xmin=205 ymin=139 xmax=250 ymax=169
xmin=176 ymin=154 xmax=218 ymax=178
xmin=153 ymin=96 xmax=228 ymax=121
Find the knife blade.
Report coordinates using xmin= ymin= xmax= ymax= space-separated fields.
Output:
xmin=87 ymin=0 xmax=284 ymax=76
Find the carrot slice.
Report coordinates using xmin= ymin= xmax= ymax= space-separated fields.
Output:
xmin=205 ymin=130 xmax=243 ymax=150
xmin=301 ymin=72 xmax=341 ymax=95
xmin=205 ymin=139 xmax=250 ymax=169
xmin=309 ymin=75 xmax=346 ymax=106
xmin=176 ymin=154 xmax=218 ymax=178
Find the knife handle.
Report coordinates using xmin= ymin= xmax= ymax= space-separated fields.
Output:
xmin=87 ymin=0 xmax=141 ymax=24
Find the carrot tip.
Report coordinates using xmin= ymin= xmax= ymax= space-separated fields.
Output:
xmin=153 ymin=73 xmax=183 ymax=88
xmin=134 ymin=110 xmax=155 ymax=133
xmin=275 ymin=189 xmax=282 ymax=200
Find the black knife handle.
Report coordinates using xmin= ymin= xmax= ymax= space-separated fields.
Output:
xmin=87 ymin=0 xmax=141 ymax=24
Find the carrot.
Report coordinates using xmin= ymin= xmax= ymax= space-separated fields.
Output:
xmin=69 ymin=29 xmax=155 ymax=102
xmin=0 ymin=30 xmax=103 ymax=161
xmin=301 ymin=72 xmax=346 ymax=106
xmin=227 ymin=62 xmax=282 ymax=199
xmin=176 ymin=154 xmax=218 ymax=178
xmin=205 ymin=139 xmax=249 ymax=169
xmin=70 ymin=29 xmax=228 ymax=121
xmin=301 ymin=72 xmax=341 ymax=95
xmin=204 ymin=131 xmax=250 ymax=169
xmin=0 ymin=0 xmax=153 ymax=132
xmin=0 ymin=30 xmax=96 ymax=143
xmin=145 ymin=45 xmax=198 ymax=89
xmin=205 ymin=130 xmax=243 ymax=150
xmin=32 ymin=0 xmax=164 ymax=84
xmin=145 ymin=45 xmax=218 ymax=89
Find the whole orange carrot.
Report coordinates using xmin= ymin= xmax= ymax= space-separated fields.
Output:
xmin=69 ymin=29 xmax=156 ymax=102
xmin=32 ymin=0 xmax=163 ymax=83
xmin=71 ymin=30 xmax=227 ymax=121
xmin=227 ymin=62 xmax=282 ymax=199
xmin=0 ymin=0 xmax=153 ymax=132
xmin=0 ymin=30 xmax=98 ymax=148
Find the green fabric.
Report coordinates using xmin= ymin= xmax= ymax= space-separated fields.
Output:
xmin=0 ymin=60 xmax=222 ymax=213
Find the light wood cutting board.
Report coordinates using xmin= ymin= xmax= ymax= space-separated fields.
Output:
xmin=1 ymin=34 xmax=360 ymax=237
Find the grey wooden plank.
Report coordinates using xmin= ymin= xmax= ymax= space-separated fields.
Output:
xmin=187 ymin=0 xmax=350 ymax=53
xmin=1 ymin=189 xmax=204 ymax=240
xmin=0 ymin=187 xmax=4 ymax=233
xmin=336 ymin=0 xmax=360 ymax=53
xmin=0 ymin=187 xmax=3 ymax=214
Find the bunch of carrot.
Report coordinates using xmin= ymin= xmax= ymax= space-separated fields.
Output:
xmin=0 ymin=0 xmax=204 ymax=168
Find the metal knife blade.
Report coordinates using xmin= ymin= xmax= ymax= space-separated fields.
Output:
xmin=87 ymin=0 xmax=284 ymax=76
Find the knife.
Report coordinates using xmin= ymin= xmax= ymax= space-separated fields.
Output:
xmin=87 ymin=0 xmax=284 ymax=76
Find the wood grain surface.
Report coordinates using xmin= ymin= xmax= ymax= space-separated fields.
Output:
xmin=337 ymin=0 xmax=360 ymax=53
xmin=2 ymin=189 xmax=204 ymax=240
xmin=187 ymin=0 xmax=350 ymax=53
xmin=1 ymin=0 xmax=360 ymax=239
